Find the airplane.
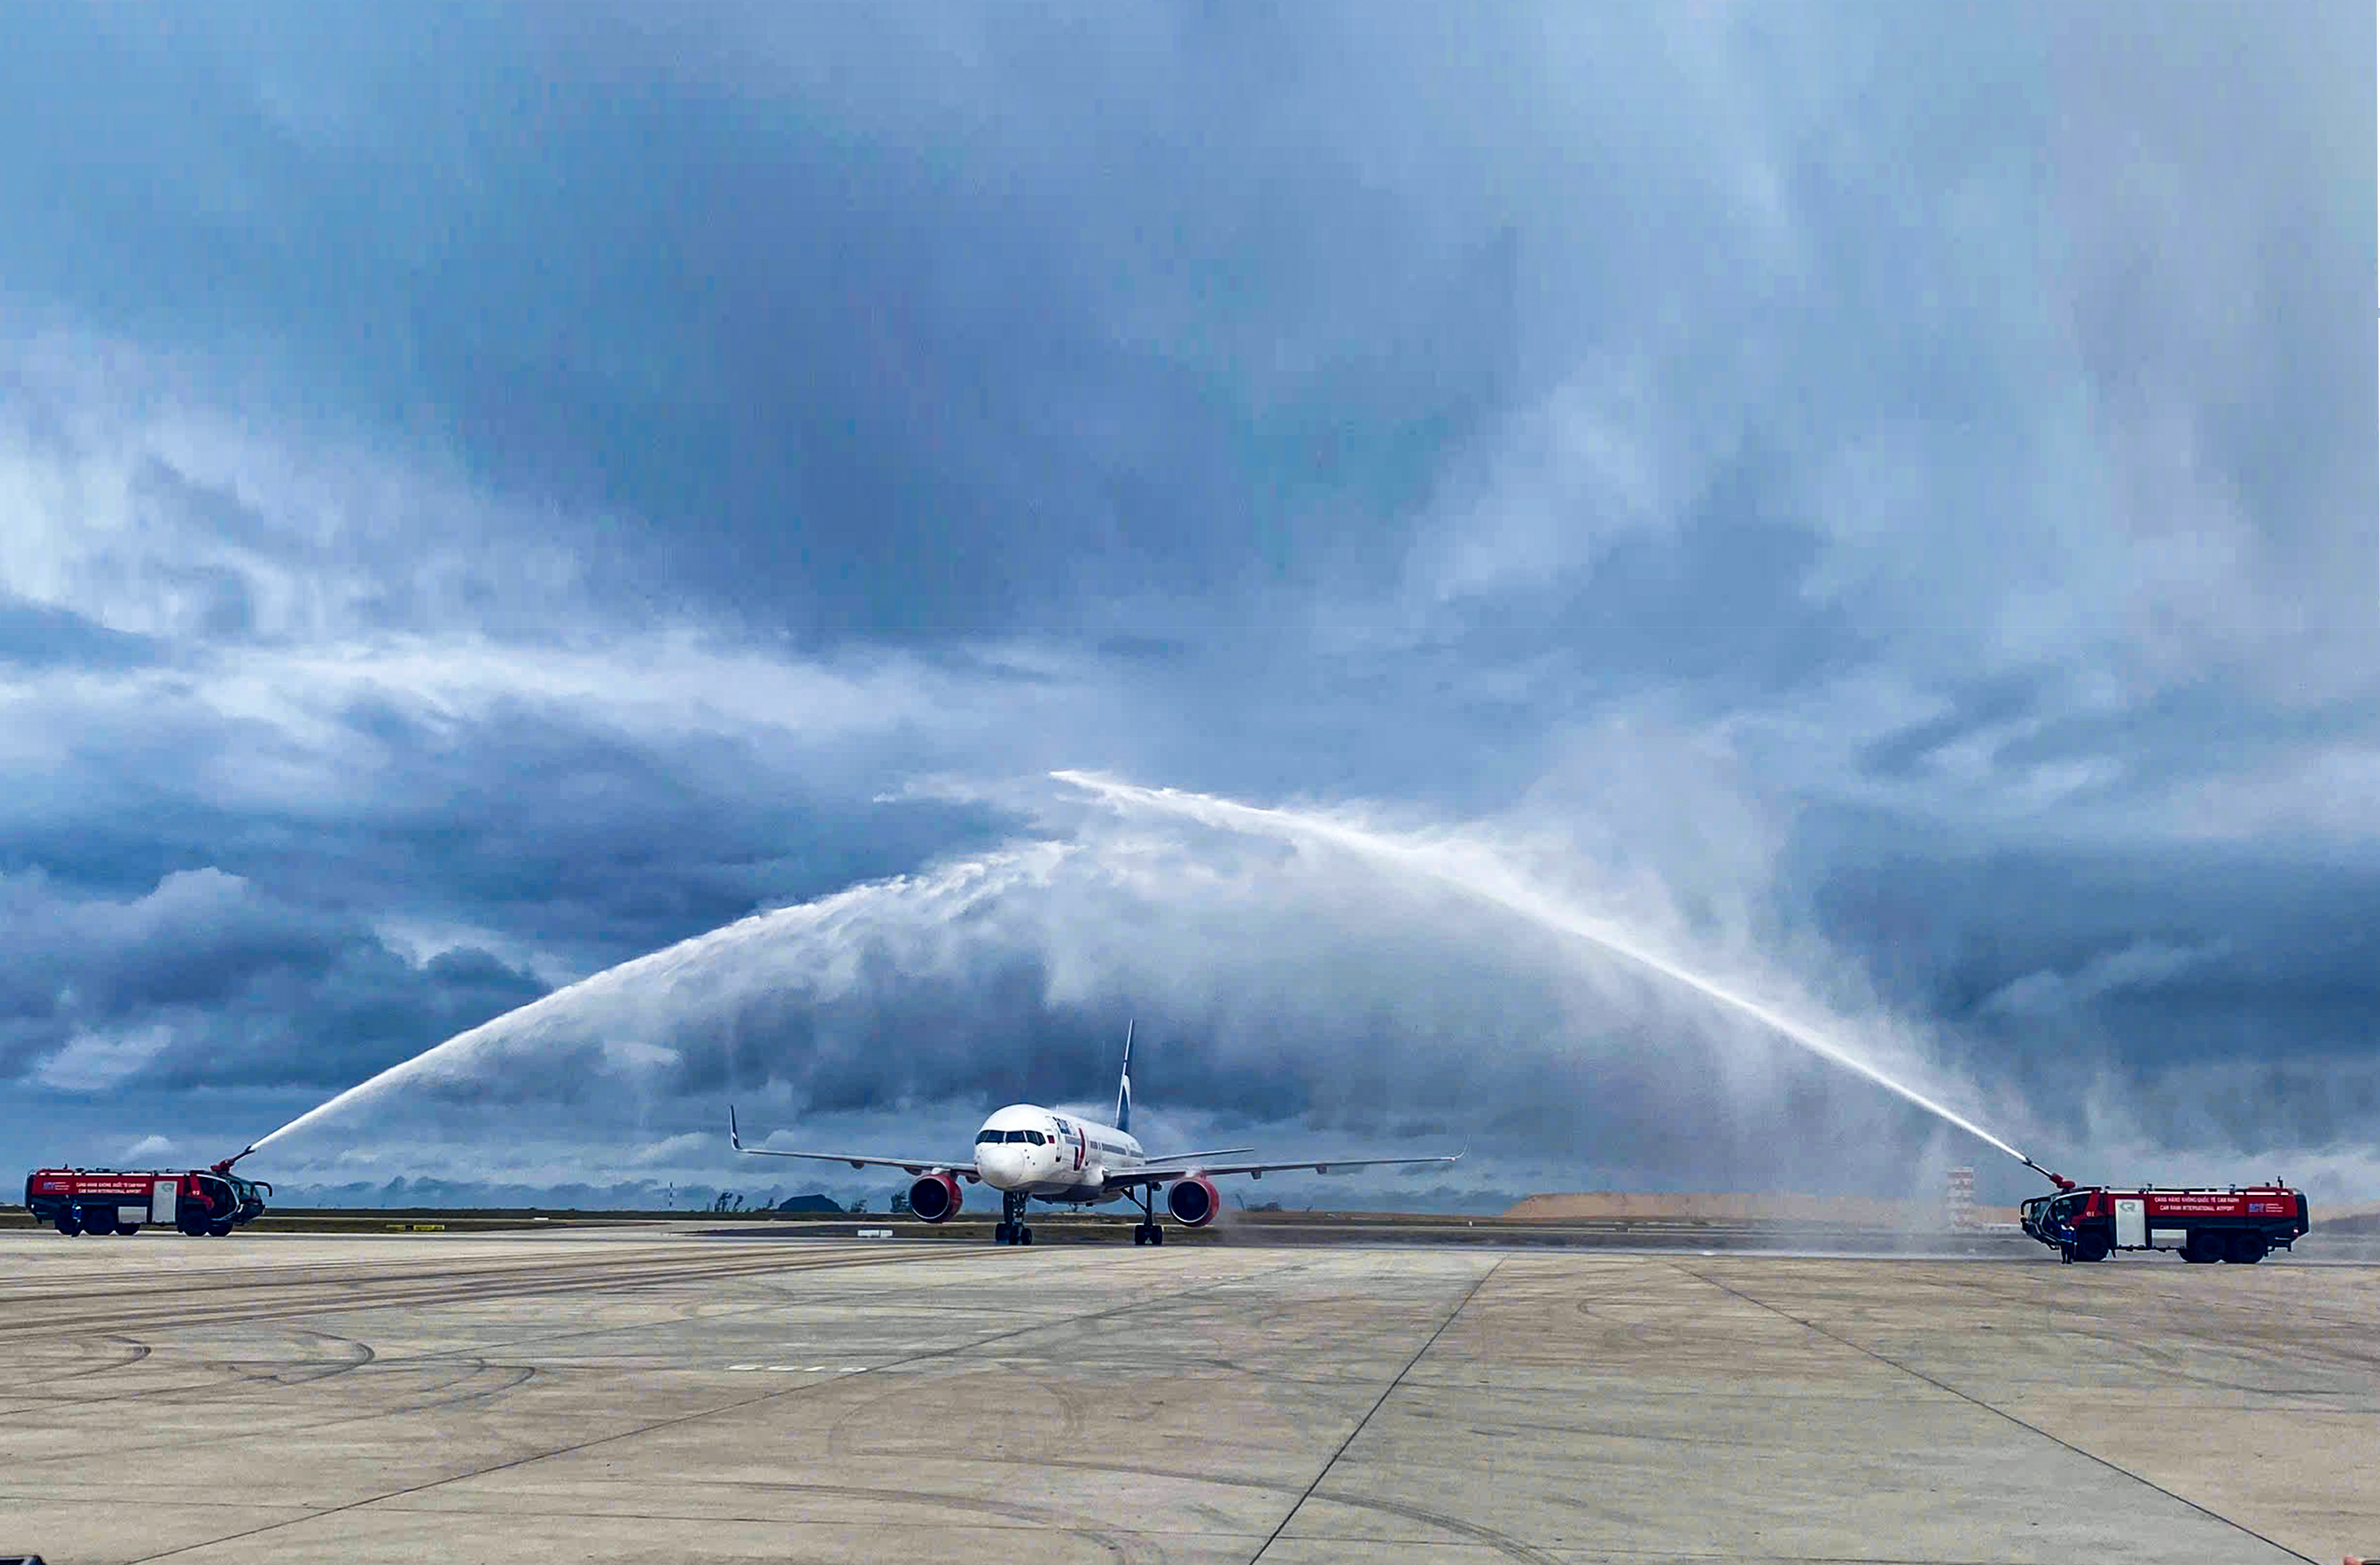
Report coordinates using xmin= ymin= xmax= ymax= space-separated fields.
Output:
xmin=728 ymin=1022 xmax=1463 ymax=1246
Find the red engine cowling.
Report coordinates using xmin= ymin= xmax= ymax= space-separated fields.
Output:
xmin=906 ymin=1172 xmax=963 ymax=1223
xmin=1166 ymin=1175 xmax=1219 ymax=1228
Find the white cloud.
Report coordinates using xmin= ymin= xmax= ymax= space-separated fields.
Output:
xmin=626 ymin=1131 xmax=712 ymax=1167
xmin=2147 ymin=742 xmax=2380 ymax=847
xmin=1981 ymin=940 xmax=2229 ymax=1021
xmin=34 ymin=1025 xmax=174 ymax=1091
xmin=0 ymin=325 xmax=591 ymax=645
xmin=121 ymin=1134 xmax=175 ymax=1162
xmin=1405 ymin=359 xmax=1686 ymax=608
xmin=373 ymin=918 xmax=577 ymax=990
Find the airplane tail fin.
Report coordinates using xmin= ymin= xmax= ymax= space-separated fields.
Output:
xmin=1115 ymin=1019 xmax=1133 ymax=1135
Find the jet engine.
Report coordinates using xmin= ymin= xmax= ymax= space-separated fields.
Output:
xmin=906 ymin=1172 xmax=963 ymax=1223
xmin=1166 ymin=1175 xmax=1219 ymax=1228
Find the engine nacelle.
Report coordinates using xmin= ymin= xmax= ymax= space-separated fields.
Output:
xmin=1166 ymin=1175 xmax=1219 ymax=1228
xmin=906 ymin=1172 xmax=963 ymax=1223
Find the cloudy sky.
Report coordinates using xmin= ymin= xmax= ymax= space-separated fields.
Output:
xmin=2 ymin=3 xmax=2371 ymax=1214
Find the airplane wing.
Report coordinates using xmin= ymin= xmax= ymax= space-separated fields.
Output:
xmin=1136 ymin=1147 xmax=1255 ymax=1166
xmin=727 ymin=1108 xmax=977 ymax=1179
xmin=1102 ymin=1149 xmax=1462 ymax=1192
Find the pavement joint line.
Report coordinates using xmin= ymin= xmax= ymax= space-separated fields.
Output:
xmin=120 ymin=1250 xmax=1326 ymax=1564
xmin=1666 ymin=1259 xmax=2321 ymax=1565
xmin=1247 ymin=1256 xmax=1508 ymax=1565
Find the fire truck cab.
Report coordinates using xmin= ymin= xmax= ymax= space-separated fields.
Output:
xmin=23 ymin=1166 xmax=271 ymax=1237
xmin=2021 ymin=1183 xmax=2307 ymax=1264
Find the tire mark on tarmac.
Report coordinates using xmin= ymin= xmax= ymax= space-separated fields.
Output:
xmin=1941 ymin=1263 xmax=2380 ymax=1384
xmin=0 ymin=1244 xmax=966 ymax=1343
xmin=0 ymin=1333 xmax=149 ymax=1395
xmin=1668 ymin=1260 xmax=2320 ymax=1565
xmin=121 ymin=1251 xmax=1328 ymax=1564
xmin=0 ymin=1329 xmax=377 ymax=1421
xmin=0 ymin=1241 xmax=1026 ymax=1437
xmin=0 ymin=1245 xmax=961 ymax=1428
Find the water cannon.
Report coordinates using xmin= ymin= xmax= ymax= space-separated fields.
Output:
xmin=2019 ymin=1153 xmax=2075 ymax=1191
xmin=210 ymin=1144 xmax=260 ymax=1176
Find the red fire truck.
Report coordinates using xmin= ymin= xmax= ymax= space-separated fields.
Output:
xmin=23 ymin=1162 xmax=271 ymax=1237
xmin=2020 ymin=1182 xmax=2308 ymax=1263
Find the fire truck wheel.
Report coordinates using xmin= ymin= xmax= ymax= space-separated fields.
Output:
xmin=113 ymin=1223 xmax=139 ymax=1237
xmin=2181 ymin=1231 xmax=2220 ymax=1263
xmin=207 ymin=1222 xmax=234 ymax=1237
xmin=2225 ymin=1232 xmax=2267 ymax=1264
xmin=2074 ymin=1232 xmax=2110 ymax=1263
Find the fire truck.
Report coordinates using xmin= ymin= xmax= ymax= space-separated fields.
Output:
xmin=2019 ymin=1181 xmax=2308 ymax=1263
xmin=23 ymin=1162 xmax=271 ymax=1237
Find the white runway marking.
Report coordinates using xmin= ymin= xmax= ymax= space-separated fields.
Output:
xmin=731 ymin=1363 xmax=871 ymax=1373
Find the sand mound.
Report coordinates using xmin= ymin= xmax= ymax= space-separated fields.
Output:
xmin=1505 ymin=1192 xmax=1948 ymax=1225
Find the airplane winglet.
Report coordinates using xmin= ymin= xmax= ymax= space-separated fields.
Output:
xmin=728 ymin=1105 xmax=743 ymax=1152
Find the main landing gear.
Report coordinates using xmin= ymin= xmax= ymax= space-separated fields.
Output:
xmin=1127 ymin=1185 xmax=1166 ymax=1247
xmin=994 ymin=1190 xmax=1034 ymax=1246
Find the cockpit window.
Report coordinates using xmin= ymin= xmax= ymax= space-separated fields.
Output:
xmin=976 ymin=1130 xmax=1002 ymax=1144
xmin=1028 ymin=1131 xmax=1046 ymax=1144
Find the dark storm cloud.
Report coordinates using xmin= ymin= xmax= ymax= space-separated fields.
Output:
xmin=0 ymin=4 xmax=2369 ymax=1200
xmin=6 ymin=4 xmax=2361 ymax=689
xmin=0 ymin=667 xmax=1009 ymax=977
xmin=0 ymin=4 xmax=1511 ymax=643
xmin=0 ymin=866 xmax=544 ymax=1090
xmin=1796 ymin=825 xmax=2380 ymax=1159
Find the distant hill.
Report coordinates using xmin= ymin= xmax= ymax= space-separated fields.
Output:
xmin=774 ymin=1193 xmax=845 ymax=1214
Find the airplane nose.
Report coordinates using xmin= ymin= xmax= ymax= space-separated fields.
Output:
xmin=983 ymin=1145 xmax=1021 ymax=1188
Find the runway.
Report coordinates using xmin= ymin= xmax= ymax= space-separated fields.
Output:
xmin=0 ymin=1227 xmax=2369 ymax=1563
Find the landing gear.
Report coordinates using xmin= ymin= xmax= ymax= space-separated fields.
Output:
xmin=1126 ymin=1186 xmax=1165 ymax=1247
xmin=994 ymin=1192 xmax=1033 ymax=1246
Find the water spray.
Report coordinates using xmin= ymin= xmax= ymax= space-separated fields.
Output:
xmin=230 ymin=770 xmax=2074 ymax=1190
xmin=1053 ymin=770 xmax=2065 ymax=1184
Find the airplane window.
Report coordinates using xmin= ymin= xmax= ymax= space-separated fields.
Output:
xmin=1025 ymin=1131 xmax=1045 ymax=1144
xmin=1004 ymin=1131 xmax=1029 ymax=1143
xmin=975 ymin=1131 xmax=1000 ymax=1144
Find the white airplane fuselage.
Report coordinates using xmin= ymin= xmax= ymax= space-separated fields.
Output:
xmin=971 ymin=1102 xmax=1144 ymax=1204
xmin=728 ymin=1021 xmax=1460 ymax=1246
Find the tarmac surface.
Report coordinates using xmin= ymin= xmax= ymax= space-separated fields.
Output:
xmin=0 ymin=1224 xmax=2371 ymax=1564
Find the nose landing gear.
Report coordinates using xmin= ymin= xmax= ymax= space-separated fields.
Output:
xmin=994 ymin=1190 xmax=1033 ymax=1245
xmin=1127 ymin=1185 xmax=1165 ymax=1246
